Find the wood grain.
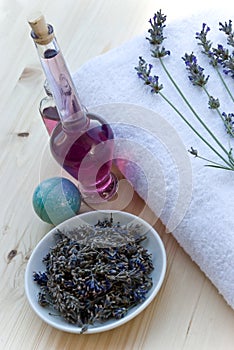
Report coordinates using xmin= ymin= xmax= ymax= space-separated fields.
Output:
xmin=0 ymin=1 xmax=234 ymax=349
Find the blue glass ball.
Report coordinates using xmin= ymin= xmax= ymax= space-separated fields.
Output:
xmin=32 ymin=177 xmax=81 ymax=225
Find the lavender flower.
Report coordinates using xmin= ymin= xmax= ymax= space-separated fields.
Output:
xmin=188 ymin=147 xmax=198 ymax=157
xmin=219 ymin=20 xmax=234 ymax=47
xmin=182 ymin=52 xmax=209 ymax=87
xmin=208 ymin=96 xmax=220 ymax=109
xmin=135 ymin=57 xmax=163 ymax=93
xmin=146 ymin=10 xmax=167 ymax=45
xmin=146 ymin=10 xmax=170 ymax=59
xmin=196 ymin=23 xmax=212 ymax=52
xmin=213 ymin=44 xmax=229 ymax=62
xmin=196 ymin=22 xmax=234 ymax=102
xmin=219 ymin=20 xmax=233 ymax=36
xmin=151 ymin=46 xmax=170 ymax=59
xmin=220 ymin=52 xmax=234 ymax=77
xmin=223 ymin=112 xmax=234 ymax=135
xmin=195 ymin=23 xmax=217 ymax=67
xmin=212 ymin=44 xmax=234 ymax=78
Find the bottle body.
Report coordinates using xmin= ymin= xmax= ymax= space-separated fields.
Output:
xmin=50 ymin=113 xmax=117 ymax=200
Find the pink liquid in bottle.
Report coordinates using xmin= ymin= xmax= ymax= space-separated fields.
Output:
xmin=39 ymin=80 xmax=60 ymax=135
xmin=41 ymin=106 xmax=60 ymax=135
xmin=50 ymin=113 xmax=117 ymax=200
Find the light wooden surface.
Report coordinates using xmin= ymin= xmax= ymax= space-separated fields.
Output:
xmin=0 ymin=1 xmax=234 ymax=349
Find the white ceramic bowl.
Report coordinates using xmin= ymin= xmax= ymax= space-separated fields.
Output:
xmin=25 ymin=210 xmax=166 ymax=334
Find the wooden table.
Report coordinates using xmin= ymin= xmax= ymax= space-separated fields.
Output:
xmin=1 ymin=1 xmax=234 ymax=349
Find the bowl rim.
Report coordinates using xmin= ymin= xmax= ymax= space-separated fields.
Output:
xmin=25 ymin=210 xmax=167 ymax=334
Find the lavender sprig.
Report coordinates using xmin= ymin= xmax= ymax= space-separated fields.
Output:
xmin=222 ymin=113 xmax=234 ymax=136
xmin=182 ymin=52 xmax=209 ymax=87
xmin=146 ymin=10 xmax=167 ymax=45
xmin=196 ymin=23 xmax=234 ymax=102
xmin=219 ymin=20 xmax=234 ymax=47
xmin=196 ymin=23 xmax=234 ymax=77
xmin=213 ymin=44 xmax=234 ymax=77
xmin=136 ymin=57 xmax=163 ymax=93
xmin=182 ymin=52 xmax=234 ymax=137
xmin=188 ymin=146 xmax=228 ymax=168
xmin=196 ymin=24 xmax=216 ymax=65
xmin=135 ymin=11 xmax=234 ymax=171
xmin=147 ymin=10 xmax=170 ymax=60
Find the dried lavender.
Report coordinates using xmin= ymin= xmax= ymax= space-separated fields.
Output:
xmin=33 ymin=216 xmax=154 ymax=333
xmin=182 ymin=52 xmax=234 ymax=137
xmin=135 ymin=11 xmax=234 ymax=170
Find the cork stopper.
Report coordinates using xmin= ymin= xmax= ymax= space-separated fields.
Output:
xmin=28 ymin=12 xmax=54 ymax=45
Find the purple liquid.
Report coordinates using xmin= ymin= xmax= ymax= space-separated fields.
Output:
xmin=50 ymin=115 xmax=117 ymax=199
xmin=42 ymin=106 xmax=60 ymax=135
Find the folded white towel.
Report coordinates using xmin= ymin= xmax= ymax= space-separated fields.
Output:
xmin=74 ymin=9 xmax=234 ymax=309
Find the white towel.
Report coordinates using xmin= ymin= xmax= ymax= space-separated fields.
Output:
xmin=73 ymin=9 xmax=234 ymax=309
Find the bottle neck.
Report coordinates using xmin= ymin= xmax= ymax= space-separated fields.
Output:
xmin=32 ymin=29 xmax=88 ymax=133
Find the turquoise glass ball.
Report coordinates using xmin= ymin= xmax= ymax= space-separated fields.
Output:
xmin=32 ymin=177 xmax=81 ymax=225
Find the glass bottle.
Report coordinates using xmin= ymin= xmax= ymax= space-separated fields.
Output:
xmin=39 ymin=80 xmax=60 ymax=135
xmin=28 ymin=14 xmax=118 ymax=202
